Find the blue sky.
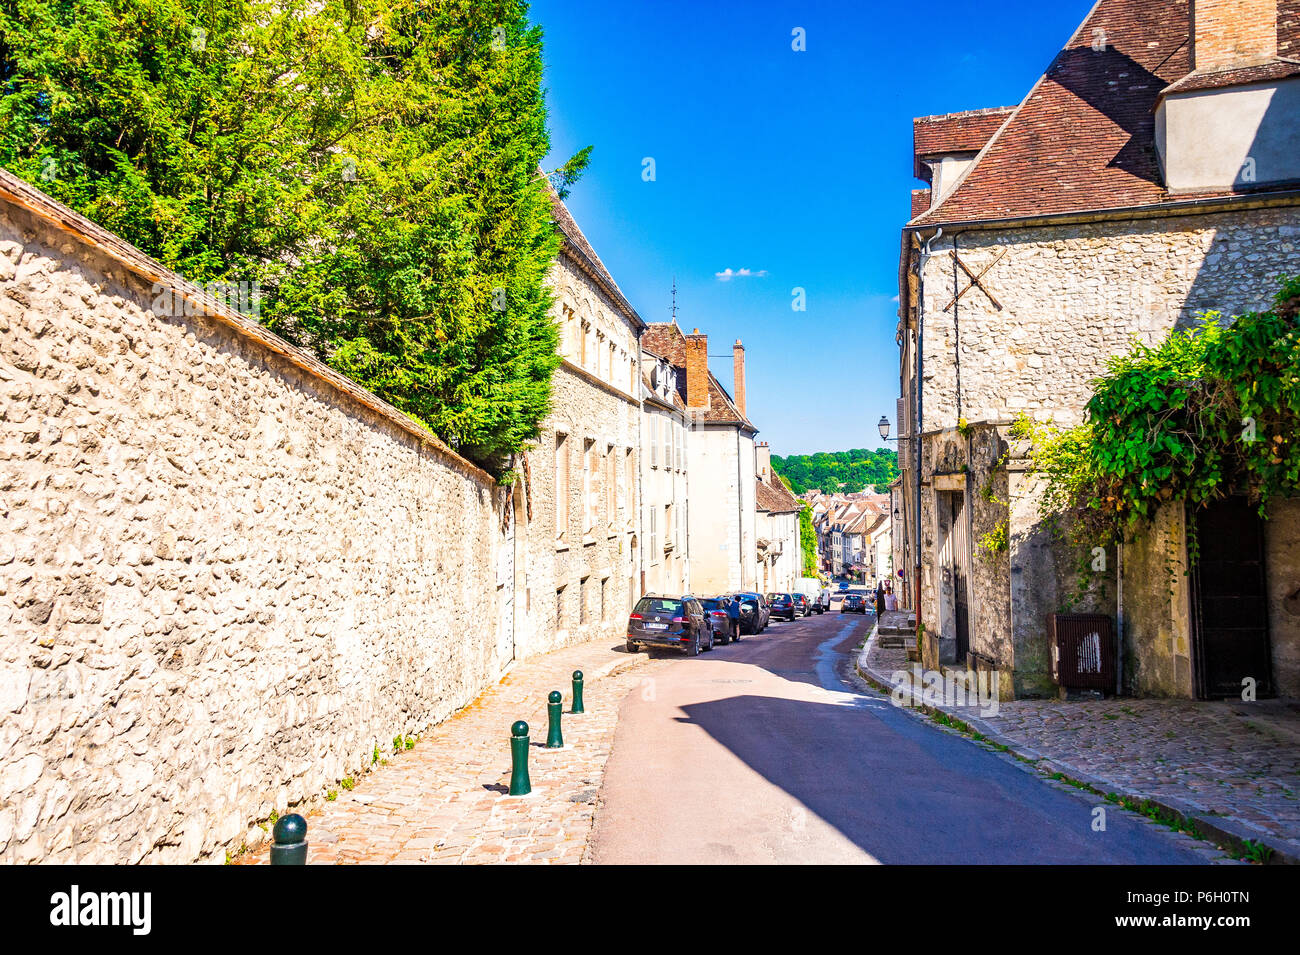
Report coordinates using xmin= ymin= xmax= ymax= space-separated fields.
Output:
xmin=534 ymin=0 xmax=1093 ymax=455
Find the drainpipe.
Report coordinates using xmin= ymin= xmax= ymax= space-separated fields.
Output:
xmin=735 ymin=427 xmax=745 ymax=590
xmin=683 ymin=418 xmax=690 ymax=593
xmin=1116 ymin=540 xmax=1124 ymax=696
xmin=914 ymin=228 xmax=943 ymax=636
xmin=636 ymin=338 xmax=645 ymax=598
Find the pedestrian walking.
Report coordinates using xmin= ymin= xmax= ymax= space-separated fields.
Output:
xmin=874 ymin=582 xmax=885 ymax=616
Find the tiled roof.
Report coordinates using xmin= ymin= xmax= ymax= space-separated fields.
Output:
xmin=642 ymin=322 xmax=687 ymax=366
xmin=911 ymin=0 xmax=1300 ymax=227
xmin=549 ymin=190 xmax=646 ymax=330
xmin=912 ymin=107 xmax=1015 ymax=179
xmin=1283 ymin=0 xmax=1300 ymax=58
xmin=1162 ymin=58 xmax=1300 ymax=94
xmin=756 ymin=475 xmax=802 ymax=514
xmin=641 ymin=322 xmax=756 ymax=429
xmin=911 ymin=189 xmax=932 ymax=220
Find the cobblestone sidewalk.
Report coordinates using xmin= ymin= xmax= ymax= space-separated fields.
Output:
xmin=862 ymin=633 xmax=1300 ymax=861
xmin=239 ymin=638 xmax=668 ymax=864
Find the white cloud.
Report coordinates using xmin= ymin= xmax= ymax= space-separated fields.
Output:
xmin=715 ymin=267 xmax=768 ymax=282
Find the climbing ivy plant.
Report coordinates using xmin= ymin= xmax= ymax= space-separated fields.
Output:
xmin=1023 ymin=276 xmax=1300 ymax=571
xmin=799 ymin=503 xmax=818 ymax=577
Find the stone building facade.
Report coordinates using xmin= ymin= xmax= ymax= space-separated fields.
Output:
xmin=513 ymin=198 xmax=645 ymax=661
xmin=896 ymin=0 xmax=1300 ymax=699
xmin=0 ymin=170 xmax=506 ymax=862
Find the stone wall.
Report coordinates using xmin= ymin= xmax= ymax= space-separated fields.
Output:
xmin=912 ymin=202 xmax=1300 ymax=699
xmin=0 ymin=196 xmax=505 ymax=862
xmin=1264 ymin=500 xmax=1300 ymax=698
xmin=1122 ymin=497 xmax=1300 ymax=700
xmin=965 ymin=424 xmax=1015 ymax=696
xmin=918 ymin=205 xmax=1300 ymax=428
xmin=1120 ymin=504 xmax=1195 ymax=698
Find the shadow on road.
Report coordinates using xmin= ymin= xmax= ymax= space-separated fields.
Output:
xmin=672 ymin=686 xmax=1208 ymax=864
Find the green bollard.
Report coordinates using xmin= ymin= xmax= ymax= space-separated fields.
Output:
xmin=546 ymin=690 xmax=564 ymax=748
xmin=509 ymin=720 xmax=531 ymax=795
xmin=571 ymin=670 xmax=585 ymax=714
xmin=270 ymin=813 xmax=308 ymax=865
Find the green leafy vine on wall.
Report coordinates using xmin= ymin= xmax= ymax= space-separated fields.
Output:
xmin=976 ymin=519 xmax=1009 ymax=561
xmin=1018 ymin=277 xmax=1300 ymax=602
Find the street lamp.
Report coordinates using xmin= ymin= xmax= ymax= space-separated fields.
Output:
xmin=878 ymin=416 xmax=891 ymax=441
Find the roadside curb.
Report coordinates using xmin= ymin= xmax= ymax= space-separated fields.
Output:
xmin=853 ymin=625 xmax=1299 ymax=866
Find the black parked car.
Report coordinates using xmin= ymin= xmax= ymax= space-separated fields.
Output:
xmin=732 ymin=592 xmax=768 ymax=634
xmin=766 ymin=592 xmax=796 ymax=621
xmin=791 ymin=593 xmax=810 ymax=617
xmin=627 ymin=595 xmax=713 ymax=655
xmin=699 ymin=596 xmax=738 ymax=645
xmin=841 ymin=593 xmax=868 ymax=614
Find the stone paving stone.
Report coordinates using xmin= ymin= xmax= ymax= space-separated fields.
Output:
xmin=239 ymin=636 xmax=668 ymax=865
xmin=864 ymin=635 xmax=1300 ymax=849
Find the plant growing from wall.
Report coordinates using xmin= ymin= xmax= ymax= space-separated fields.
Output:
xmin=976 ymin=519 xmax=1008 ymax=562
xmin=1022 ymin=277 xmax=1300 ymax=597
xmin=0 ymin=0 xmax=587 ymax=474
xmin=799 ymin=504 xmax=818 ymax=577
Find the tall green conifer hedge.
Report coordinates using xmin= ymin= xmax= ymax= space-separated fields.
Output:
xmin=0 ymin=0 xmax=586 ymax=472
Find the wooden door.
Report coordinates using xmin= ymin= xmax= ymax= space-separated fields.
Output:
xmin=1192 ymin=497 xmax=1271 ymax=699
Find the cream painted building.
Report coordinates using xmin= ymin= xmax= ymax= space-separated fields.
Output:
xmin=868 ymin=515 xmax=892 ymax=588
xmin=755 ymin=442 xmax=803 ymax=593
xmin=641 ymin=323 xmax=758 ymax=595
xmin=640 ymin=348 xmax=692 ymax=596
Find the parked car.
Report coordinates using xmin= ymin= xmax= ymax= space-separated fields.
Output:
xmin=791 ymin=593 xmax=810 ymax=617
xmin=699 ymin=596 xmax=738 ymax=645
xmin=841 ymin=593 xmax=867 ymax=614
xmin=766 ymin=592 xmax=796 ymax=621
xmin=627 ymin=595 xmax=713 ymax=655
xmin=816 ymin=589 xmax=832 ymax=613
xmin=732 ymin=592 xmax=768 ymax=634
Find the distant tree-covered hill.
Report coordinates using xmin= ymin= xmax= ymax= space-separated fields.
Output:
xmin=770 ymin=449 xmax=898 ymax=494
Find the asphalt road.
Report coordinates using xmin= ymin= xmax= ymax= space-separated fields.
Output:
xmin=589 ymin=608 xmax=1214 ymax=864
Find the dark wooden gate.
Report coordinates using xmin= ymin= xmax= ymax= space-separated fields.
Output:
xmin=1191 ymin=497 xmax=1272 ymax=699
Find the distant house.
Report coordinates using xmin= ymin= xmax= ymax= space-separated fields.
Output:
xmin=896 ymin=0 xmax=1300 ymax=698
xmin=640 ymin=346 xmax=692 ymax=597
xmin=755 ymin=443 xmax=803 ymax=592
xmin=642 ymin=323 xmax=759 ymax=594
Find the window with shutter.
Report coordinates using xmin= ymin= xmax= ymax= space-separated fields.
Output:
xmin=555 ymin=433 xmax=569 ymax=540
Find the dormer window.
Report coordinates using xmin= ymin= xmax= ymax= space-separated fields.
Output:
xmin=1155 ymin=0 xmax=1300 ymax=193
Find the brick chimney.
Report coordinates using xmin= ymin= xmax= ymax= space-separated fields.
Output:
xmin=732 ymin=339 xmax=746 ymax=418
xmin=686 ymin=329 xmax=709 ymax=409
xmin=1192 ymin=0 xmax=1276 ymax=72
